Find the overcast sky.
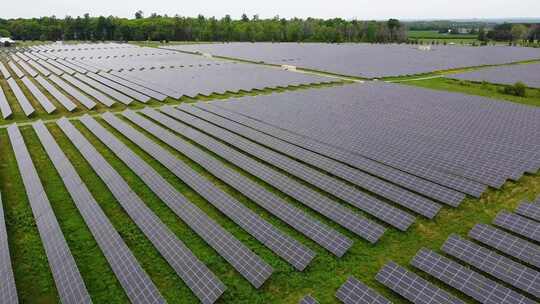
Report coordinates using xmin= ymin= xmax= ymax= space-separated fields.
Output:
xmin=2 ymin=0 xmax=539 ymax=20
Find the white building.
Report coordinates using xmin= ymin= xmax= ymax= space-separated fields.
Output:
xmin=0 ymin=37 xmax=16 ymax=47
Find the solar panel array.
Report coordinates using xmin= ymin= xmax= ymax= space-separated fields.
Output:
xmin=0 ymin=192 xmax=18 ymax=304
xmin=335 ymin=276 xmax=390 ymax=304
xmin=106 ymin=112 xmax=352 ymax=258
xmin=184 ymin=104 xmax=441 ymax=219
xmin=449 ymin=63 xmax=540 ymax=88
xmin=0 ymin=62 xmax=11 ymax=78
xmin=213 ymin=82 xmax=540 ymax=197
xmin=34 ymin=76 xmax=77 ymax=112
xmin=375 ymin=261 xmax=464 ymax=304
xmin=7 ymin=124 xmax=91 ymax=303
xmin=48 ymin=74 xmax=97 ymax=109
xmin=20 ymin=77 xmax=56 ymax=114
xmin=55 ymin=117 xmax=227 ymax=302
xmin=0 ymin=86 xmax=12 ymax=118
xmin=468 ymin=224 xmax=540 ymax=268
xmin=173 ymin=104 xmax=419 ymax=229
xmin=7 ymin=61 xmax=24 ymax=78
xmin=140 ymin=107 xmax=386 ymax=243
xmin=516 ymin=202 xmax=540 ymax=222
xmin=32 ymin=120 xmax=166 ymax=304
xmin=411 ymin=248 xmax=535 ymax=304
xmin=63 ymin=115 xmax=273 ymax=288
xmin=80 ymin=114 xmax=315 ymax=272
xmin=442 ymin=234 xmax=540 ymax=298
xmin=165 ymin=42 xmax=540 ymax=78
xmin=494 ymin=211 xmax=540 ymax=242
xmin=196 ymin=102 xmax=466 ymax=206
xmin=6 ymin=78 xmax=35 ymax=116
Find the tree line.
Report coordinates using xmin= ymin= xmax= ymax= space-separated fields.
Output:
xmin=0 ymin=13 xmax=407 ymax=43
xmin=481 ymin=23 xmax=540 ymax=42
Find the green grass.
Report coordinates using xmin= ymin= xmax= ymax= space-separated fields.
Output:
xmin=402 ymin=77 xmax=540 ymax=107
xmin=408 ymin=30 xmax=478 ymax=40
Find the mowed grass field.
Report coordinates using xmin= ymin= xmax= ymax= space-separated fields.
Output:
xmin=0 ymin=79 xmax=539 ymax=303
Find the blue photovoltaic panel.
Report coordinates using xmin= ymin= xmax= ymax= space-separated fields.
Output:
xmin=411 ymin=248 xmax=535 ymax=304
xmin=442 ymin=234 xmax=540 ymax=298
xmin=61 ymin=116 xmax=272 ymax=289
xmin=494 ymin=211 xmax=540 ymax=242
xmin=198 ymin=102 xmax=466 ymax=207
xmin=7 ymin=124 xmax=91 ymax=304
xmin=35 ymin=76 xmax=77 ymax=112
xmin=82 ymin=114 xmax=315 ymax=272
xmin=20 ymin=77 xmax=56 ymax=114
xmin=0 ymin=86 xmax=13 ymax=119
xmin=55 ymin=117 xmax=226 ymax=303
xmin=516 ymin=202 xmax=540 ymax=222
xmin=62 ymin=74 xmax=115 ymax=107
xmin=187 ymin=104 xmax=440 ymax=219
xmin=6 ymin=78 xmax=35 ymax=117
xmin=113 ymin=111 xmax=352 ymax=257
xmin=469 ymin=224 xmax=540 ymax=268
xmin=376 ymin=261 xmax=464 ymax=304
xmin=0 ymin=192 xmax=18 ymax=304
xmin=33 ymin=120 xmax=166 ymax=304
xmin=48 ymin=75 xmax=96 ymax=110
xmin=141 ymin=107 xmax=385 ymax=243
xmin=335 ymin=276 xmax=390 ymax=304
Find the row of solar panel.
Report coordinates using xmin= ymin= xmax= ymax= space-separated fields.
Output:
xmin=4 ymin=112 xmax=383 ymax=302
xmin=332 ymin=204 xmax=540 ymax=304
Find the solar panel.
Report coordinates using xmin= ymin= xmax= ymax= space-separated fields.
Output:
xmin=81 ymin=114 xmax=315 ymax=272
xmin=34 ymin=76 xmax=77 ymax=112
xmin=7 ymin=61 xmax=25 ymax=78
xmin=516 ymin=202 xmax=540 ymax=222
xmin=74 ymin=73 xmax=133 ymax=105
xmin=0 ymin=192 xmax=18 ymax=304
xmin=335 ymin=276 xmax=390 ymax=304
xmin=16 ymin=60 xmax=38 ymax=77
xmin=85 ymin=72 xmax=151 ymax=103
xmin=6 ymin=78 xmax=35 ymax=117
xmin=0 ymin=86 xmax=13 ymax=119
xmin=198 ymin=103 xmax=466 ymax=207
xmin=61 ymin=116 xmax=272 ymax=288
xmin=141 ymin=107 xmax=385 ymax=243
xmin=48 ymin=75 xmax=96 ymax=109
xmin=411 ymin=248 xmax=536 ymax=304
xmin=55 ymin=118 xmax=226 ymax=302
xmin=469 ymin=224 xmax=540 ymax=268
xmin=298 ymin=295 xmax=318 ymax=304
xmin=62 ymin=74 xmax=115 ymax=107
xmin=442 ymin=234 xmax=540 ymax=298
xmin=45 ymin=59 xmax=75 ymax=75
xmin=176 ymin=105 xmax=420 ymax=228
xmin=37 ymin=60 xmax=63 ymax=76
xmin=108 ymin=111 xmax=352 ymax=258
xmin=376 ymin=261 xmax=464 ymax=304
xmin=186 ymin=104 xmax=440 ymax=220
xmin=26 ymin=60 xmax=51 ymax=76
xmin=56 ymin=59 xmax=87 ymax=74
xmin=32 ymin=120 xmax=166 ymax=304
xmin=0 ymin=62 xmax=11 ymax=79
xmin=20 ymin=77 xmax=56 ymax=114
xmin=98 ymin=72 xmax=167 ymax=101
xmin=7 ymin=124 xmax=91 ymax=304
xmin=494 ymin=211 xmax=540 ymax=242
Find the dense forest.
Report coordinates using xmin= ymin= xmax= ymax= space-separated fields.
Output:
xmin=0 ymin=13 xmax=407 ymax=43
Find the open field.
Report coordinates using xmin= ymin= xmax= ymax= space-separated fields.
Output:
xmin=0 ymin=42 xmax=539 ymax=304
